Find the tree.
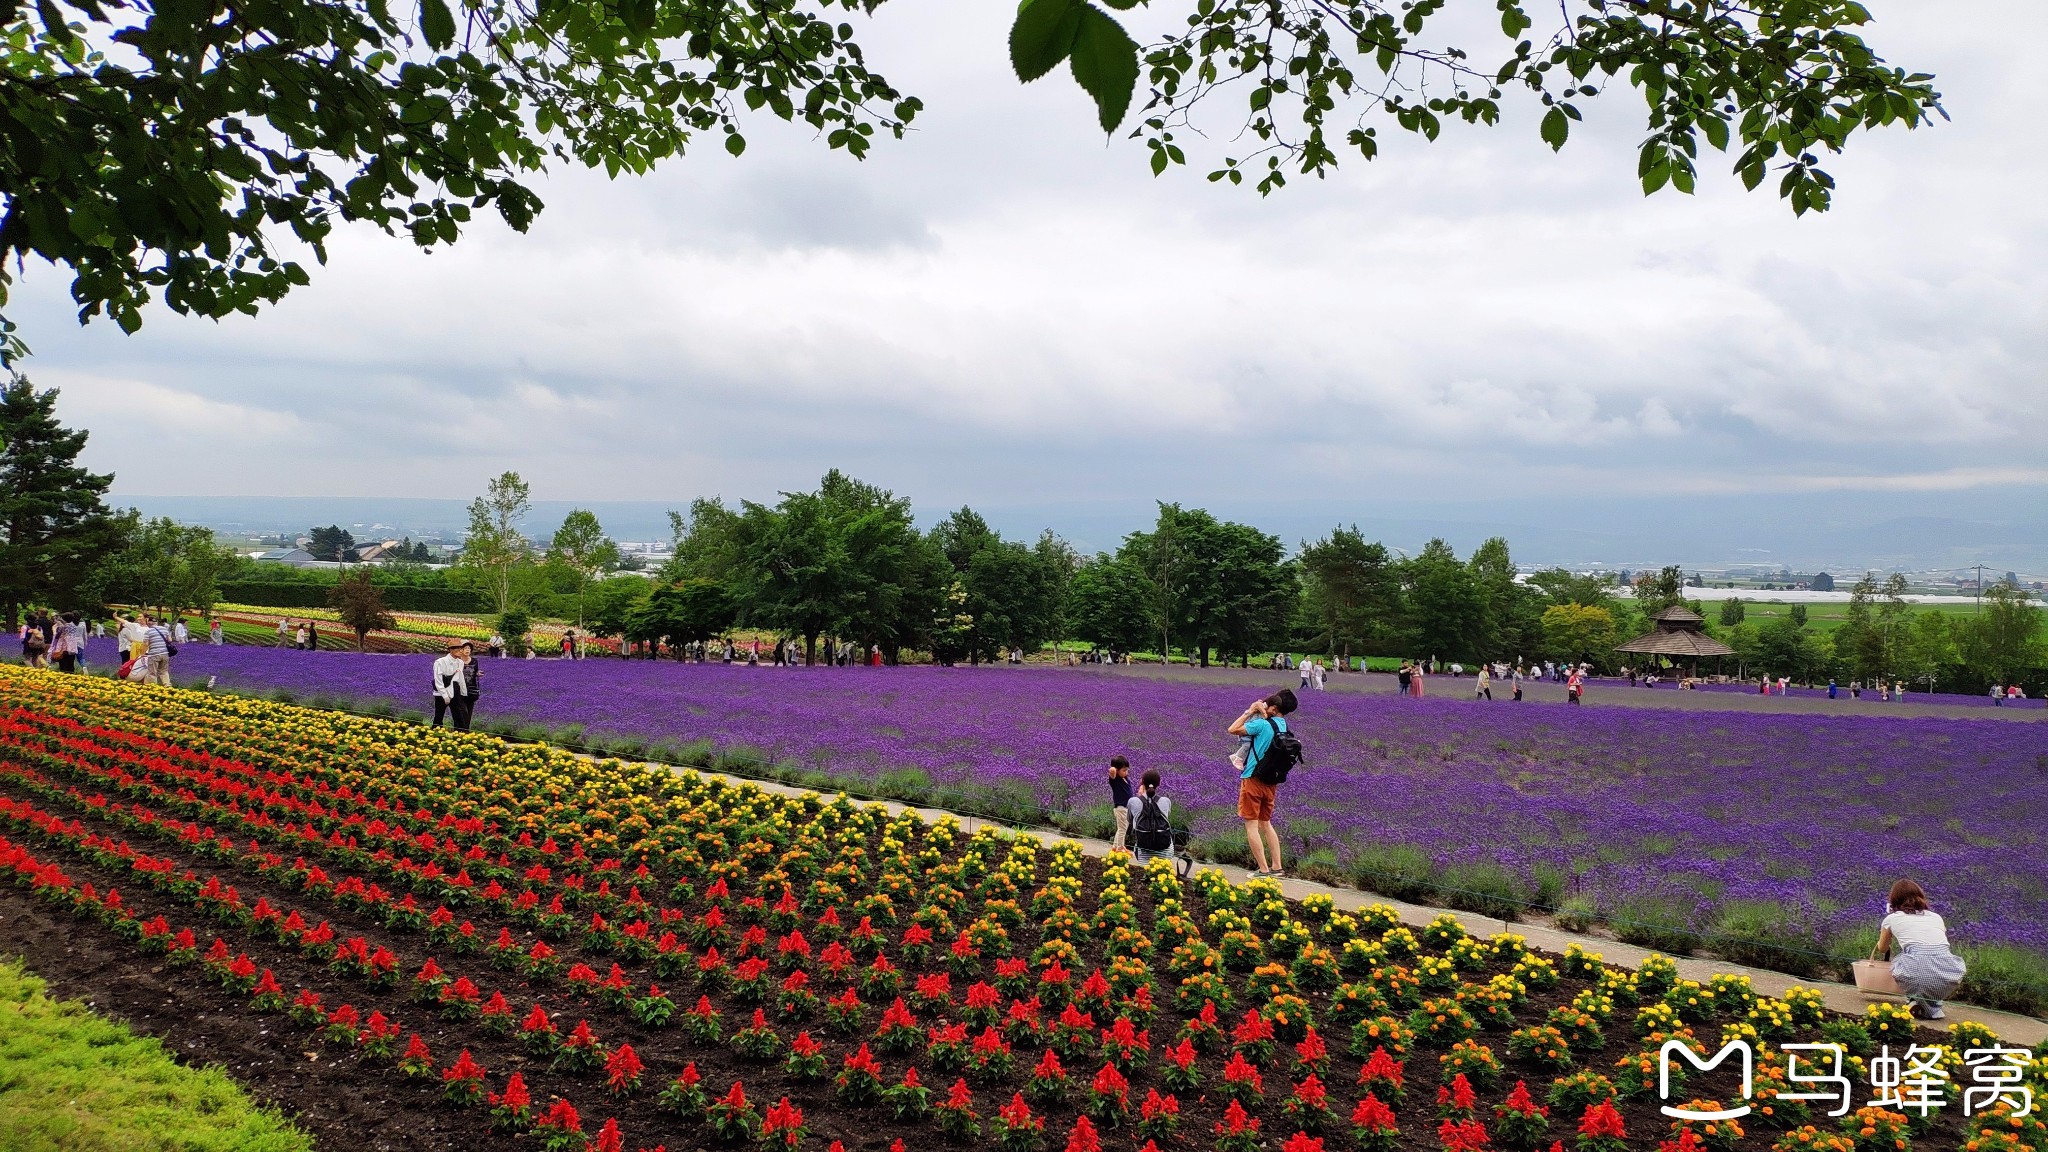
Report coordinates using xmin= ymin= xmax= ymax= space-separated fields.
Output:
xmin=1403 ymin=538 xmax=1484 ymax=662
xmin=1836 ymin=573 xmax=1889 ymax=683
xmin=0 ymin=0 xmax=918 ymax=362
xmin=329 ymin=570 xmax=395 ymax=650
xmin=1719 ymin=599 xmax=1746 ymax=627
xmin=1898 ymin=609 xmax=1956 ymax=691
xmin=307 ymin=525 xmax=358 ymax=562
xmin=88 ymin=517 xmax=235 ymax=621
xmin=929 ymin=509 xmax=1071 ymax=663
xmin=548 ymin=509 xmax=620 ymax=629
xmin=456 ymin=472 xmax=533 ymax=617
xmin=1540 ymin=603 xmax=1616 ymax=666
xmin=627 ymin=579 xmax=736 ymax=656
xmin=1298 ymin=526 xmax=1402 ymax=661
xmin=732 ymin=471 xmax=926 ymax=664
xmin=0 ymin=376 xmax=117 ymax=627
xmin=1065 ymin=555 xmax=1152 ymax=653
xmin=1962 ymin=583 xmax=2043 ymax=687
xmin=1202 ymin=520 xmax=1292 ymax=667
xmin=1011 ymin=0 xmax=1936 ymax=216
xmin=661 ymin=499 xmax=747 ymax=584
xmin=1632 ymin=565 xmax=1686 ymax=613
xmin=1527 ymin=568 xmax=1617 ymax=610
xmin=0 ymin=0 xmax=1935 ymax=365
xmin=586 ymin=576 xmax=653 ymax=642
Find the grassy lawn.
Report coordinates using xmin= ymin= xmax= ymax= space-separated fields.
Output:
xmin=1731 ymin=600 xmax=1985 ymax=632
xmin=0 ymin=958 xmax=312 ymax=1152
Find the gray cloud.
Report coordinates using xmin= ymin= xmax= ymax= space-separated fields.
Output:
xmin=9 ymin=0 xmax=2044 ymax=557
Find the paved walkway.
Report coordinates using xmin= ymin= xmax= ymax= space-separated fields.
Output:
xmin=663 ymin=762 xmax=2046 ymax=1045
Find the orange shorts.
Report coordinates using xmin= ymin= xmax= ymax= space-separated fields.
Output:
xmin=1237 ymin=776 xmax=1276 ymax=822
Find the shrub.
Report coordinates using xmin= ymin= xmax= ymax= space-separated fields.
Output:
xmin=1710 ymin=902 xmax=1826 ymax=977
xmin=1554 ymin=895 xmax=1599 ymax=932
xmin=1612 ymin=898 xmax=1698 ymax=954
xmin=1349 ymin=843 xmax=1436 ymax=902
xmin=1441 ymin=862 xmax=1528 ymax=921
xmin=1954 ymin=943 xmax=2048 ymax=1018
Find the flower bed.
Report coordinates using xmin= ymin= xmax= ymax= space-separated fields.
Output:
xmin=61 ymin=643 xmax=2048 ymax=981
xmin=2 ymin=666 xmax=2043 ymax=1151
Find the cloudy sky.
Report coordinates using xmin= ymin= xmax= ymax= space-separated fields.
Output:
xmin=12 ymin=0 xmax=2047 ymax=565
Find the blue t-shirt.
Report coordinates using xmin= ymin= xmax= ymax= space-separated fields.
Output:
xmin=1241 ymin=716 xmax=1286 ymax=779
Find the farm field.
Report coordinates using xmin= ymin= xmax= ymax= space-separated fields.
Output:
xmin=47 ymin=641 xmax=2048 ymax=999
xmin=1 ymin=666 xmax=2042 ymax=1152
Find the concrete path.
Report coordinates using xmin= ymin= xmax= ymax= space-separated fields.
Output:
xmin=664 ymin=762 xmax=2047 ymax=1045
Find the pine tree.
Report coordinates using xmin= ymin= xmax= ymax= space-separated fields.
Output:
xmin=0 ymin=376 xmax=116 ymax=628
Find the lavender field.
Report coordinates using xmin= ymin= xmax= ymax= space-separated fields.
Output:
xmin=67 ymin=642 xmax=2048 ymax=968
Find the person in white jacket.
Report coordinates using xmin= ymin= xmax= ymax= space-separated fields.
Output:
xmin=431 ymin=642 xmax=470 ymax=729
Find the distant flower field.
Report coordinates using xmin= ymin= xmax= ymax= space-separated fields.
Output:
xmin=83 ymin=642 xmax=2048 ymax=973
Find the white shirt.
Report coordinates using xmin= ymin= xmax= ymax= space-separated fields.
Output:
xmin=432 ymin=655 xmax=467 ymax=700
xmin=1126 ymin=793 xmax=1172 ymax=823
xmin=1882 ymin=909 xmax=1949 ymax=950
xmin=173 ymin=622 xmax=189 ymax=643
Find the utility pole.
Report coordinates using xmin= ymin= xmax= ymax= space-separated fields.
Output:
xmin=1973 ymin=564 xmax=1987 ymax=613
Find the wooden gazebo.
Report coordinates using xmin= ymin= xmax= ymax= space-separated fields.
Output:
xmin=1616 ymin=605 xmax=1735 ymax=677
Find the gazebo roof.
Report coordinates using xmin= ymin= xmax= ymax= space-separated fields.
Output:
xmin=1648 ymin=605 xmax=1705 ymax=625
xmin=1615 ymin=629 xmax=1736 ymax=658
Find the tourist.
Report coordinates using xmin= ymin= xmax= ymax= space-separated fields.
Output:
xmin=1409 ymin=662 xmax=1424 ymax=698
xmin=209 ymin=618 xmax=223 ymax=645
xmin=1228 ymin=688 xmax=1297 ymax=878
xmin=114 ymin=612 xmax=145 ymax=664
xmin=172 ymin=617 xmax=189 ymax=646
xmin=276 ymin=618 xmax=291 ymax=646
xmin=1828 ymin=678 xmax=1838 ymax=699
xmin=1893 ymin=680 xmax=1904 ymax=701
xmin=1511 ymin=666 xmax=1523 ymax=701
xmin=50 ymin=612 xmax=82 ymax=673
xmin=1107 ymin=755 xmax=1133 ymax=851
xmin=294 ymin=622 xmax=309 ymax=650
xmin=460 ymin=643 xmax=482 ymax=728
xmin=1875 ymin=879 xmax=1967 ymax=1020
xmin=21 ymin=620 xmax=48 ymax=667
xmin=1990 ymin=683 xmax=2002 ymax=706
xmin=488 ymin=631 xmax=504 ymax=658
xmin=1127 ymin=769 xmax=1175 ymax=866
xmin=1566 ymin=665 xmax=1583 ymax=704
xmin=1396 ymin=661 xmax=1412 ymax=695
xmin=1299 ymin=659 xmax=1312 ymax=691
xmin=561 ymin=629 xmax=577 ymax=659
xmin=432 ymin=641 xmax=469 ymax=728
xmin=1475 ymin=663 xmax=1491 ymax=701
xmin=141 ymin=613 xmax=175 ymax=686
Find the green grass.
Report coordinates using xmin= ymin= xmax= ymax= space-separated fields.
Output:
xmin=1730 ymin=600 xmax=1984 ymax=633
xmin=0 ymin=957 xmax=313 ymax=1152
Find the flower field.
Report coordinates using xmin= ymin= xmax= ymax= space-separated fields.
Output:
xmin=2 ymin=667 xmax=2042 ymax=1152
xmin=84 ymin=643 xmax=2048 ymax=985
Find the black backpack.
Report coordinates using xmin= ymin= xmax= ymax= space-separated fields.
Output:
xmin=1133 ymin=795 xmax=1174 ymax=852
xmin=1250 ymin=720 xmax=1302 ymax=785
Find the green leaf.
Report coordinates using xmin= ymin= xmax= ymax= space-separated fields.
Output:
xmin=724 ymin=133 xmax=747 ymax=157
xmin=419 ymin=0 xmax=455 ymax=50
xmin=1068 ymin=4 xmax=1139 ymax=131
xmin=1010 ymin=0 xmax=1082 ymax=84
xmin=618 ymin=0 xmax=655 ymax=38
xmin=1539 ymin=106 xmax=1568 ymax=150
xmin=1700 ymin=115 xmax=1729 ymax=152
